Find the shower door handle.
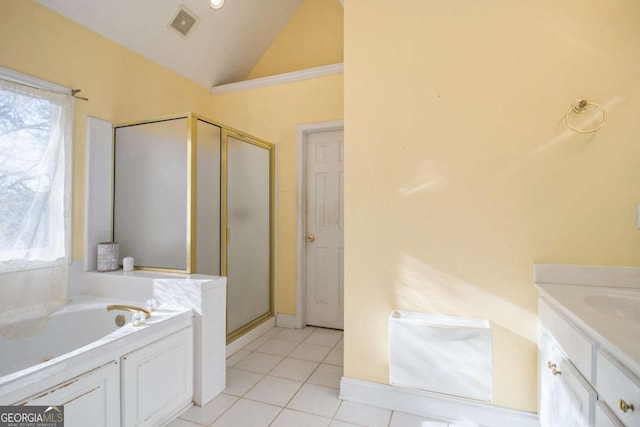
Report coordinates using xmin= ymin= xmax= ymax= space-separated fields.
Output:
xmin=307 ymin=234 xmax=315 ymax=243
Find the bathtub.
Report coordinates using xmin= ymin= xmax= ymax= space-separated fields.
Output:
xmin=0 ymin=295 xmax=194 ymax=426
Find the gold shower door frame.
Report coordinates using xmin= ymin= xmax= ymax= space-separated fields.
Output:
xmin=113 ymin=113 xmax=275 ymax=342
xmin=221 ymin=128 xmax=276 ymax=342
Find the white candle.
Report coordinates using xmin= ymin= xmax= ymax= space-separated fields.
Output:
xmin=123 ymin=256 xmax=134 ymax=272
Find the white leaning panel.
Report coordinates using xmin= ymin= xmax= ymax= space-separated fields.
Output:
xmin=85 ymin=117 xmax=113 ymax=272
xmin=389 ymin=310 xmax=492 ymax=401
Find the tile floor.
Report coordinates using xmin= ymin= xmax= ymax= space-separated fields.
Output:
xmin=168 ymin=326 xmax=454 ymax=427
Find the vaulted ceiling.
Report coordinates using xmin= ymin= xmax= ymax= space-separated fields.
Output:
xmin=35 ymin=0 xmax=305 ymax=88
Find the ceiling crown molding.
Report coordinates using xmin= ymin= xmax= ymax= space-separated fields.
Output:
xmin=211 ymin=63 xmax=343 ymax=95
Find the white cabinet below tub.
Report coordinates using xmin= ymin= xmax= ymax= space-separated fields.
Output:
xmin=121 ymin=327 xmax=193 ymax=427
xmin=15 ymin=361 xmax=120 ymax=427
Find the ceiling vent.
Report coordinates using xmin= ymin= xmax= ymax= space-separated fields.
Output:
xmin=170 ymin=7 xmax=198 ymax=37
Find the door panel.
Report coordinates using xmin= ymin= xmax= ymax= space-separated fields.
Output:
xmin=196 ymin=119 xmax=221 ymax=275
xmin=226 ymin=135 xmax=272 ymax=334
xmin=305 ymin=129 xmax=344 ymax=329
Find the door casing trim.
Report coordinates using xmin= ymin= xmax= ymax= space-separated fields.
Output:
xmin=295 ymin=120 xmax=344 ymax=329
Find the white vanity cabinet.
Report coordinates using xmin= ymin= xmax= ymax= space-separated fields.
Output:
xmin=539 ymin=299 xmax=596 ymax=427
xmin=15 ymin=361 xmax=120 ymax=427
xmin=539 ymin=297 xmax=640 ymax=427
xmin=121 ymin=327 xmax=193 ymax=427
xmin=596 ymin=350 xmax=640 ymax=426
xmin=596 ymin=401 xmax=625 ymax=427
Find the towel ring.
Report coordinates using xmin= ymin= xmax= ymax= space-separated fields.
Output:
xmin=565 ymin=99 xmax=606 ymax=133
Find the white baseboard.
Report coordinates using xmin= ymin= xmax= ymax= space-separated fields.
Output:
xmin=226 ymin=317 xmax=276 ymax=357
xmin=275 ymin=313 xmax=297 ymax=328
xmin=339 ymin=377 xmax=540 ymax=427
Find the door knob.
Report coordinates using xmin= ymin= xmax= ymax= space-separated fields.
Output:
xmin=307 ymin=234 xmax=315 ymax=243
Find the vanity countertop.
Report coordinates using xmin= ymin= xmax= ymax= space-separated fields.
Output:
xmin=535 ymin=264 xmax=640 ymax=377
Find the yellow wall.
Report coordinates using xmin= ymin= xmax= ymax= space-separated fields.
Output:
xmin=0 ymin=1 xmax=214 ymax=261
xmin=1 ymin=0 xmax=344 ymax=319
xmin=344 ymin=0 xmax=640 ymax=412
xmin=211 ymin=75 xmax=344 ymax=314
xmin=247 ymin=0 xmax=343 ymax=79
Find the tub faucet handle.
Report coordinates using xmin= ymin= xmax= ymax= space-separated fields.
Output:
xmin=131 ymin=311 xmax=146 ymax=327
xmin=145 ymin=298 xmax=158 ymax=312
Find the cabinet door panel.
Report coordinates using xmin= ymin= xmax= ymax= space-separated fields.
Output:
xmin=540 ymin=331 xmax=595 ymax=427
xmin=16 ymin=362 xmax=119 ymax=427
xmin=122 ymin=327 xmax=193 ymax=427
xmin=595 ymin=401 xmax=624 ymax=427
xmin=539 ymin=298 xmax=595 ymax=382
xmin=597 ymin=350 xmax=640 ymax=427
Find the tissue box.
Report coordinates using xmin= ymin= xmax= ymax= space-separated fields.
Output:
xmin=97 ymin=242 xmax=119 ymax=272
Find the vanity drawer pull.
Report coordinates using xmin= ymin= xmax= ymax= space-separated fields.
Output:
xmin=547 ymin=361 xmax=561 ymax=376
xmin=619 ymin=399 xmax=634 ymax=414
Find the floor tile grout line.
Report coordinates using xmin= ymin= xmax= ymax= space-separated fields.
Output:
xmin=213 ymin=327 xmax=347 ymax=426
xmin=233 ymin=370 xmax=267 ymax=399
xmin=241 ymin=389 xmax=339 ymax=425
xmin=251 ymin=345 xmax=300 ymax=359
xmin=228 ymin=395 xmax=287 ymax=425
xmin=329 ymin=399 xmax=345 ymax=423
xmin=254 ymin=327 xmax=344 ymax=420
xmin=249 ymin=330 xmax=341 ymax=361
xmin=263 ymin=373 xmax=306 ymax=425
xmin=387 ymin=409 xmax=395 ymax=427
xmin=203 ymin=394 xmax=243 ymax=427
xmin=260 ymin=334 xmax=342 ymax=388
xmin=265 ymin=405 xmax=285 ymax=427
xmin=196 ymin=327 xmax=435 ymax=427
xmin=238 ymin=347 xmax=334 ymax=365
xmin=177 ymin=409 xmax=210 ymax=427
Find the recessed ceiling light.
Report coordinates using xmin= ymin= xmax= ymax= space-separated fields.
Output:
xmin=210 ymin=0 xmax=224 ymax=9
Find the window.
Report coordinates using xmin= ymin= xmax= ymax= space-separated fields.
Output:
xmin=0 ymin=78 xmax=72 ymax=272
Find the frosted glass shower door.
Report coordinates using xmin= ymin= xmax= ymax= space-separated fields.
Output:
xmin=114 ymin=118 xmax=188 ymax=270
xmin=114 ymin=115 xmax=222 ymax=274
xmin=196 ymin=119 xmax=221 ymax=275
xmin=226 ymin=135 xmax=272 ymax=335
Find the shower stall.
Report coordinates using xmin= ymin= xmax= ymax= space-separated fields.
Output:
xmin=113 ymin=113 xmax=274 ymax=341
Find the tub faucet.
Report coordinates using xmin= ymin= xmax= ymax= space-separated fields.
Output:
xmin=106 ymin=304 xmax=151 ymax=319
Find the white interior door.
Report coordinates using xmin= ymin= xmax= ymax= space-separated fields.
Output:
xmin=305 ymin=129 xmax=344 ymax=329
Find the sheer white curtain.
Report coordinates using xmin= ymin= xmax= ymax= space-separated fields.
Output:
xmin=0 ymin=78 xmax=72 ymax=336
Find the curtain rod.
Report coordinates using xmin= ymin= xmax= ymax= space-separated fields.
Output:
xmin=0 ymin=65 xmax=88 ymax=101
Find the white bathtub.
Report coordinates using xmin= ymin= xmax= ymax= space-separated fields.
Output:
xmin=0 ymin=295 xmax=194 ymax=426
xmin=1 ymin=296 xmax=137 ymax=377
